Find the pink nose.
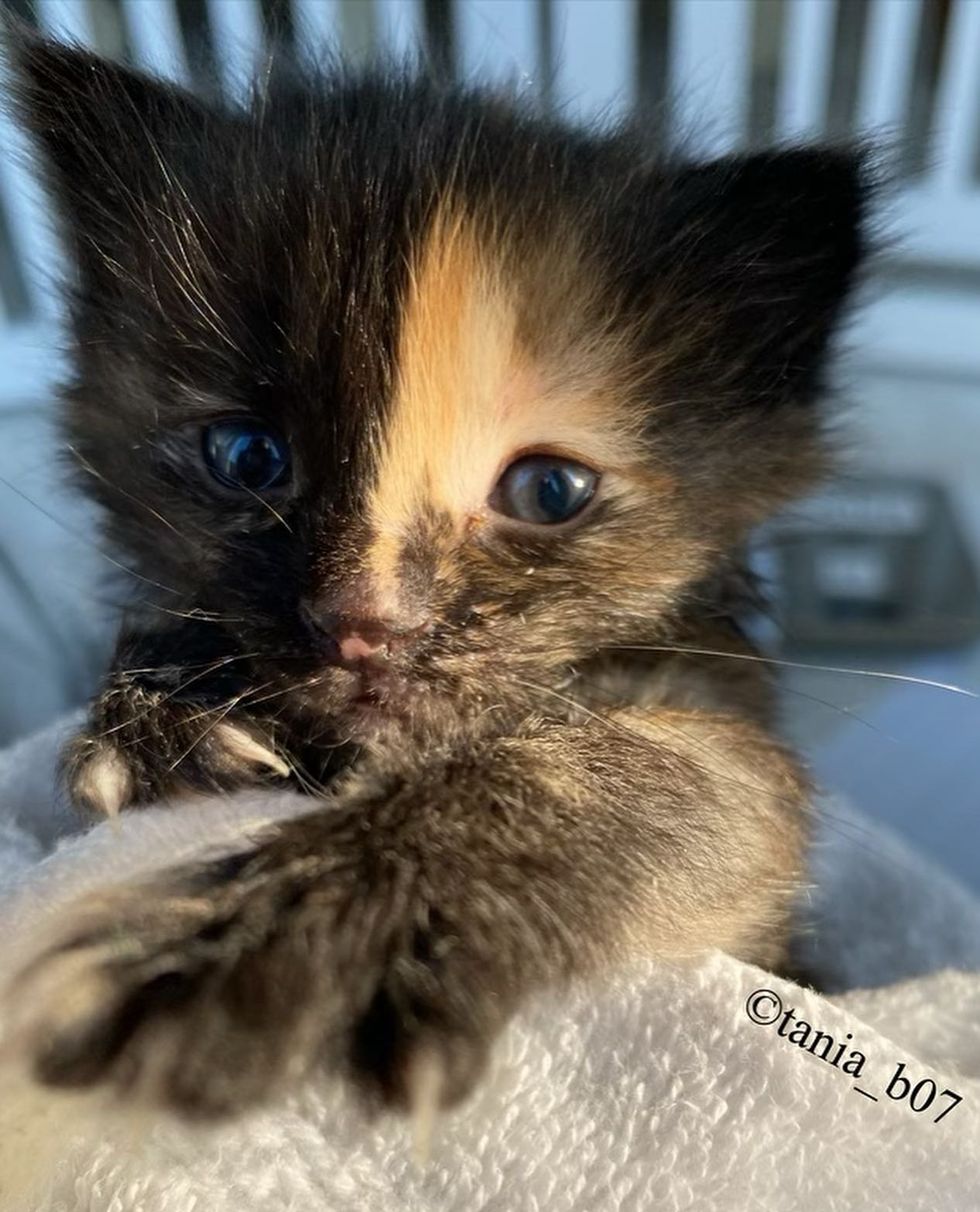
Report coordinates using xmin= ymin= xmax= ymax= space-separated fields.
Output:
xmin=301 ymin=601 xmax=426 ymax=668
xmin=334 ymin=621 xmax=391 ymax=664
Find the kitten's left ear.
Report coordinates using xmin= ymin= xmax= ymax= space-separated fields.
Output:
xmin=649 ymin=145 xmax=872 ymax=406
xmin=3 ymin=26 xmax=217 ymax=285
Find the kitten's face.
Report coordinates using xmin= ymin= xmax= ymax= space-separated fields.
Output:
xmin=11 ymin=37 xmax=865 ymax=741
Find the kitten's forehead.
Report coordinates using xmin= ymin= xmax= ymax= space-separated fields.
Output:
xmin=361 ymin=202 xmax=639 ymax=590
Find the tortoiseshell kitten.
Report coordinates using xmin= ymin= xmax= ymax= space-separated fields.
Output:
xmin=6 ymin=31 xmax=867 ymax=1119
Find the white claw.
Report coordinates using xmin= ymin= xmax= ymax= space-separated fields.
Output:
xmin=407 ymin=1045 xmax=444 ymax=1167
xmin=213 ymin=724 xmax=290 ymax=778
xmin=75 ymin=748 xmax=133 ymax=817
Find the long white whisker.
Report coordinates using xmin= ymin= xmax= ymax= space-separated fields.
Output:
xmin=569 ymin=666 xmax=891 ymax=741
xmin=239 ymin=483 xmax=294 ymax=534
xmin=612 ymin=645 xmax=979 ymax=700
xmin=147 ymin=604 xmax=249 ymax=624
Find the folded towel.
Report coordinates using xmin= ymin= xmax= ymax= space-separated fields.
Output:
xmin=0 ymin=719 xmax=977 ymax=1212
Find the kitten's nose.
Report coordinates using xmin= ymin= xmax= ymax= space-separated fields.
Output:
xmin=335 ymin=622 xmax=388 ymax=664
xmin=301 ymin=602 xmax=426 ymax=667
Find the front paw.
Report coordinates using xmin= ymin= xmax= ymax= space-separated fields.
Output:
xmin=64 ymin=685 xmax=290 ymax=816
xmin=7 ymin=828 xmax=511 ymax=1120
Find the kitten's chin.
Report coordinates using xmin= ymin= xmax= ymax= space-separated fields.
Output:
xmin=341 ymin=701 xmax=410 ymax=744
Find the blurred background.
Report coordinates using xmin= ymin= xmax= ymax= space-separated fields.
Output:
xmin=0 ymin=0 xmax=977 ymax=889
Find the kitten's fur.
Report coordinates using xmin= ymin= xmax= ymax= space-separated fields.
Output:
xmin=6 ymin=30 xmax=866 ymax=1119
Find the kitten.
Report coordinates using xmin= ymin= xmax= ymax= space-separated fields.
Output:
xmin=4 ymin=30 xmax=866 ymax=1119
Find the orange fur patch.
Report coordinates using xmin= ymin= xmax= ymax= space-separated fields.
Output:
xmin=365 ymin=206 xmax=640 ymax=590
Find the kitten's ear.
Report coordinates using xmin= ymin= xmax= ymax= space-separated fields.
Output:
xmin=653 ymin=146 xmax=870 ymax=405
xmin=4 ymin=29 xmax=214 ymax=276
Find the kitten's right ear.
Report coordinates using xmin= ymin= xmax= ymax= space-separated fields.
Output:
xmin=3 ymin=28 xmax=213 ymax=275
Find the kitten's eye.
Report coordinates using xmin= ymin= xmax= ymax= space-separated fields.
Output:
xmin=491 ymin=455 xmax=599 ymax=525
xmin=202 ymin=421 xmax=290 ymax=493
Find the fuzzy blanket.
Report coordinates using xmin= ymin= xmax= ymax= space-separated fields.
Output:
xmin=0 ymin=719 xmax=977 ymax=1212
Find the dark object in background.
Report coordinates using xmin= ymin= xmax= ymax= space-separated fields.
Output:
xmin=764 ymin=477 xmax=980 ymax=648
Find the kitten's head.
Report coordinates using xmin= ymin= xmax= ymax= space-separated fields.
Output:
xmin=11 ymin=34 xmax=868 ymax=741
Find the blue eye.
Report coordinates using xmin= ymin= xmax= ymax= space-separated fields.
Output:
xmin=492 ymin=455 xmax=599 ymax=525
xmin=202 ymin=421 xmax=290 ymax=493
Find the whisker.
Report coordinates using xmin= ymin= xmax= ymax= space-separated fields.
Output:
xmin=567 ymin=666 xmax=891 ymax=741
xmin=514 ymin=674 xmax=848 ymax=823
xmin=114 ymin=651 xmax=265 ymax=681
xmin=162 ymin=674 xmax=338 ymax=795
xmin=67 ymin=446 xmax=206 ymax=546
xmin=165 ymin=679 xmax=279 ymax=734
xmin=560 ymin=676 xmax=913 ymax=868
xmin=773 ymin=685 xmax=894 ymax=740
xmin=243 ymin=672 xmax=330 ymax=707
xmin=0 ymin=532 xmax=81 ymax=681
xmin=147 ymin=604 xmax=250 ymax=624
xmin=111 ymin=652 xmax=278 ymax=679
xmin=512 ymin=675 xmax=922 ymax=880
xmin=512 ymin=674 xmax=756 ymax=776
xmin=98 ymin=654 xmax=266 ymax=741
xmin=239 ymin=483 xmax=294 ymax=534
xmin=165 ymin=692 xmax=265 ymax=773
xmin=49 ymin=563 xmax=257 ymax=630
xmin=611 ymin=644 xmax=979 ymax=700
xmin=279 ymin=750 xmax=336 ymax=799
xmin=801 ymin=799 xmax=924 ymax=881
xmin=0 ymin=472 xmax=181 ymax=598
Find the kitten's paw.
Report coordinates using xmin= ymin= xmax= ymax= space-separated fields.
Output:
xmin=64 ymin=689 xmax=290 ymax=815
xmin=7 ymin=867 xmax=316 ymax=1116
xmin=8 ymin=841 xmax=507 ymax=1120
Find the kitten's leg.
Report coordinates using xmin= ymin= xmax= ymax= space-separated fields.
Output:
xmin=65 ymin=625 xmax=291 ymax=816
xmin=12 ymin=709 xmax=808 ymax=1117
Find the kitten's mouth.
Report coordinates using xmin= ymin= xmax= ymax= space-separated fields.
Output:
xmin=304 ymin=650 xmax=448 ymax=737
xmin=350 ymin=683 xmax=407 ymax=711
xmin=342 ymin=668 xmax=418 ymax=723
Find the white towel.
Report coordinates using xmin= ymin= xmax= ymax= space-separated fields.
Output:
xmin=0 ymin=719 xmax=977 ymax=1212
